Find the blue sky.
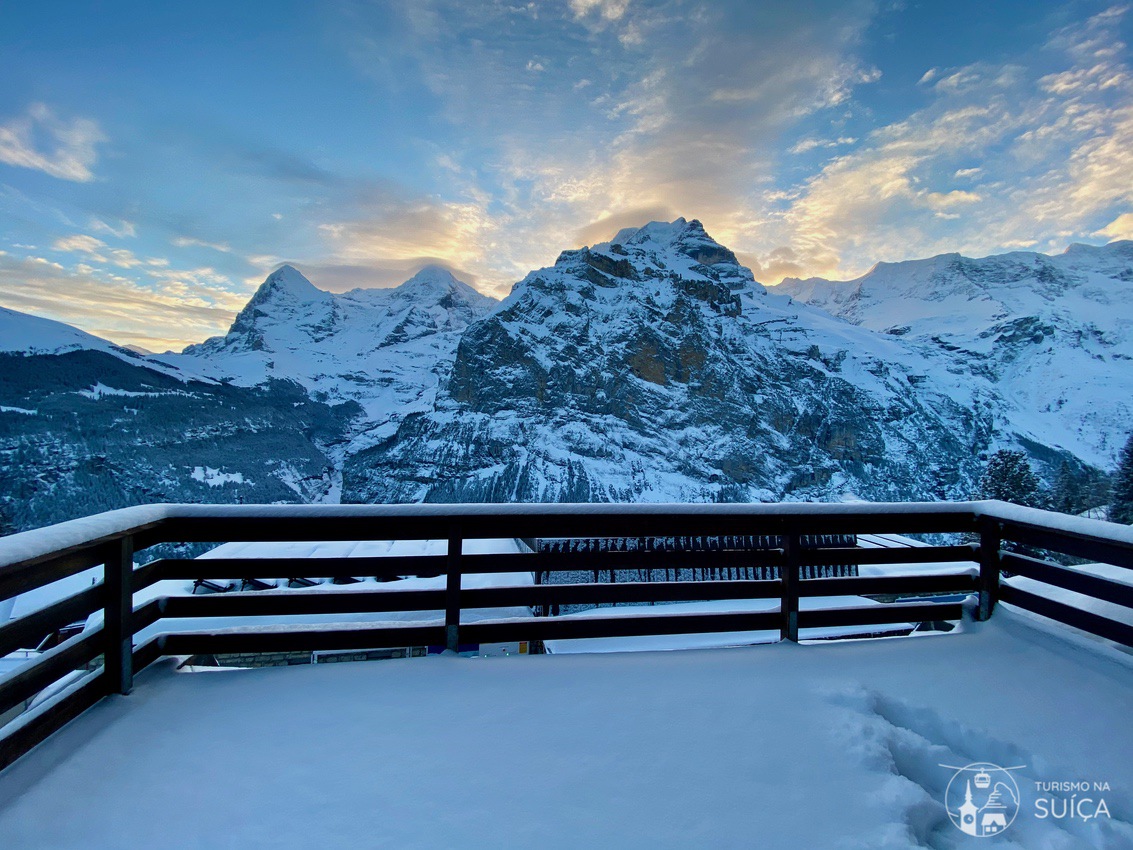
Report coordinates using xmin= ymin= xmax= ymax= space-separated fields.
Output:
xmin=0 ymin=0 xmax=1130 ymax=350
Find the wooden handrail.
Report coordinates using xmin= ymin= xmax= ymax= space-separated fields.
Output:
xmin=0 ymin=500 xmax=1131 ymax=774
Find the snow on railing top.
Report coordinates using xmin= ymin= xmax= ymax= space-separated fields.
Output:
xmin=1 ymin=500 xmax=1131 ymax=573
xmin=969 ymin=500 xmax=1133 ymax=545
xmin=0 ymin=504 xmax=174 ymax=570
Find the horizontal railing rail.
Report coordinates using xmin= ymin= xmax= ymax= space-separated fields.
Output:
xmin=0 ymin=500 xmax=1130 ymax=773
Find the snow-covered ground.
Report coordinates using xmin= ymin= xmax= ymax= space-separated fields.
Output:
xmin=0 ymin=607 xmax=1129 ymax=849
xmin=543 ymin=595 xmax=919 ymax=654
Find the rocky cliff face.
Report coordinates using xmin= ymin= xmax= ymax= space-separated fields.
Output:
xmin=778 ymin=241 xmax=1133 ymax=466
xmin=344 ymin=219 xmax=1014 ymax=505
xmin=2 ymin=225 xmax=1120 ymax=534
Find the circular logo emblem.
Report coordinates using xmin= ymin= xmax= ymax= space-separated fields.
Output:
xmin=945 ymin=762 xmax=1021 ymax=837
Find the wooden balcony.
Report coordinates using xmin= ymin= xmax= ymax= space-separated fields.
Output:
xmin=1 ymin=500 xmax=1130 ymax=779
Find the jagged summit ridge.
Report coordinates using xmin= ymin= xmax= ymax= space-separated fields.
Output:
xmin=2 ymin=218 xmax=1125 ymax=532
xmin=165 ymin=265 xmax=498 ymax=452
xmin=546 ymin=218 xmax=756 ymax=315
xmin=608 ymin=217 xmax=742 ymax=269
xmin=777 ymin=239 xmax=1133 ymax=464
xmin=345 ymin=219 xmax=1014 ymax=505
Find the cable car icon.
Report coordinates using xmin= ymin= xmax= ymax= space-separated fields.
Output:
xmin=974 ymin=770 xmax=992 ymax=789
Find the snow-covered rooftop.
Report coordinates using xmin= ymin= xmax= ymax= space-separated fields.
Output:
xmin=0 ymin=607 xmax=1129 ymax=848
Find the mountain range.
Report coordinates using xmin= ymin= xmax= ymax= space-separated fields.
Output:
xmin=1 ymin=218 xmax=1130 ymax=533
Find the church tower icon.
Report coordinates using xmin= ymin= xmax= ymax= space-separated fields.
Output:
xmin=944 ymin=762 xmax=1023 ymax=838
xmin=959 ymin=780 xmax=980 ymax=836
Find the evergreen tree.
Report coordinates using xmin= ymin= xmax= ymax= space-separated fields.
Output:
xmin=1110 ymin=434 xmax=1133 ymax=525
xmin=976 ymin=449 xmax=1047 ymax=508
xmin=1082 ymin=468 xmax=1112 ymax=517
xmin=0 ymin=500 xmax=12 ymax=538
xmin=1053 ymin=460 xmax=1082 ymax=515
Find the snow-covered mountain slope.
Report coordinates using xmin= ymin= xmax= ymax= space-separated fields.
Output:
xmin=162 ymin=265 xmax=497 ymax=447
xmin=777 ymin=241 xmax=1133 ymax=466
xmin=0 ymin=306 xmax=122 ymax=356
xmin=344 ymin=219 xmax=1018 ymax=505
xmin=3 ymin=225 xmax=1124 ymax=532
xmin=0 ymin=265 xmax=499 ymax=533
xmin=0 ymin=306 xmax=191 ymax=381
xmin=0 ymin=346 xmax=353 ymax=534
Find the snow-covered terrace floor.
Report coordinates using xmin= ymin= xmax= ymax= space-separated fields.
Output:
xmin=0 ymin=609 xmax=1130 ymax=849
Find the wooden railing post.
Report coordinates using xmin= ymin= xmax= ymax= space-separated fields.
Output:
xmin=780 ymin=529 xmax=800 ymax=642
xmin=977 ymin=518 xmax=1002 ymax=621
xmin=445 ymin=528 xmax=463 ymax=653
xmin=104 ymin=536 xmax=134 ymax=695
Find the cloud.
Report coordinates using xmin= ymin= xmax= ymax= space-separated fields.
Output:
xmin=1094 ymin=212 xmax=1133 ymax=241
xmin=569 ymin=0 xmax=631 ymax=21
xmin=925 ymin=190 xmax=982 ymax=209
xmin=789 ymin=137 xmax=857 ymax=155
xmin=331 ymin=0 xmax=884 ymax=290
xmin=52 ymin=233 xmax=153 ymax=269
xmin=0 ymin=253 xmax=249 ymax=352
xmin=756 ymin=4 xmax=1133 ymax=281
xmin=53 ymin=234 xmax=110 ymax=259
xmin=310 ymin=1 xmax=1131 ymax=295
xmin=89 ymin=217 xmax=136 ymax=238
xmin=173 ymin=235 xmax=233 ymax=254
xmin=0 ymin=104 xmax=105 ymax=182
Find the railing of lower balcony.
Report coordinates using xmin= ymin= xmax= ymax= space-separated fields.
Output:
xmin=0 ymin=500 xmax=1131 ymax=772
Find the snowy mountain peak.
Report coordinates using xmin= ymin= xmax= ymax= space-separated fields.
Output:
xmin=254 ymin=264 xmax=324 ymax=303
xmin=592 ymin=217 xmax=741 ymax=270
xmin=402 ymin=264 xmax=461 ymax=289
xmin=168 ymin=263 xmax=498 ymax=445
xmin=620 ymin=217 xmax=690 ymax=247
xmin=390 ymin=265 xmax=494 ymax=310
xmin=777 ymin=241 xmax=1133 ymax=465
xmin=1063 ymin=239 xmax=1133 ymax=258
xmin=544 ymin=218 xmax=755 ymax=302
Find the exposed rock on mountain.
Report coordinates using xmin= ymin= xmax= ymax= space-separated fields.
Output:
xmin=168 ymin=264 xmax=497 ymax=448
xmin=343 ymin=219 xmax=1014 ymax=504
xmin=2 ymin=227 xmax=1122 ymax=534
xmin=777 ymin=241 xmax=1133 ymax=466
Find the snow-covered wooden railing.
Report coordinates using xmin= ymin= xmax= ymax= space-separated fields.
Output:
xmin=1 ymin=500 xmax=1131 ymax=772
